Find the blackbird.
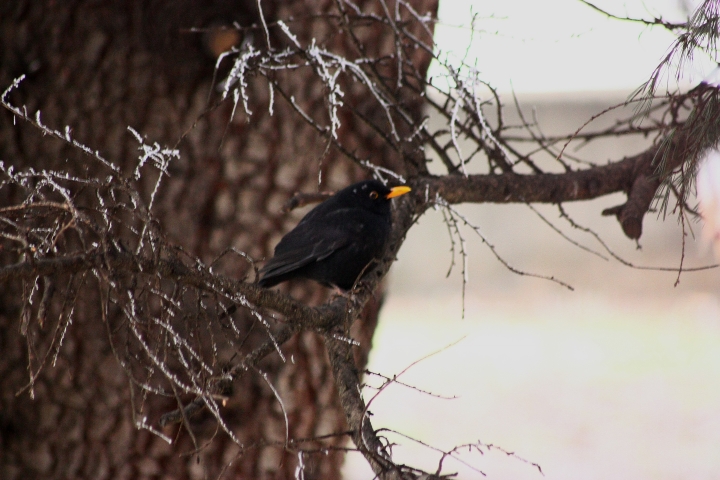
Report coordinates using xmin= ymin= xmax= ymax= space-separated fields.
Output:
xmin=258 ymin=180 xmax=411 ymax=290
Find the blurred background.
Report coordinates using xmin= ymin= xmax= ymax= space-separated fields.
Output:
xmin=344 ymin=0 xmax=720 ymax=478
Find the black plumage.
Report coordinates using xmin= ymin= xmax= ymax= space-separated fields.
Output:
xmin=258 ymin=180 xmax=411 ymax=290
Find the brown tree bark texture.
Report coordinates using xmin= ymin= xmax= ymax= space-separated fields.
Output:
xmin=0 ymin=1 xmax=437 ymax=479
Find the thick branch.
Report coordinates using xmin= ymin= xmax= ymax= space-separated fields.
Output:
xmin=416 ymin=145 xmax=666 ymax=239
xmin=325 ymin=335 xmax=400 ymax=479
xmin=418 ymin=152 xmax=646 ymax=205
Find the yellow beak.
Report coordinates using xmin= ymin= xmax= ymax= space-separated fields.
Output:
xmin=385 ymin=185 xmax=412 ymax=199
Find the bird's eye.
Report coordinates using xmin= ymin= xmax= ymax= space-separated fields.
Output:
xmin=369 ymin=191 xmax=379 ymax=199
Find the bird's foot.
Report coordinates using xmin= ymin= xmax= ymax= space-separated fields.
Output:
xmin=330 ymin=286 xmax=355 ymax=301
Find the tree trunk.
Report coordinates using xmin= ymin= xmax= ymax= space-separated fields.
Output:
xmin=0 ymin=1 xmax=436 ymax=478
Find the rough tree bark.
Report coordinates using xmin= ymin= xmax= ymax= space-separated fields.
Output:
xmin=0 ymin=1 xmax=437 ymax=479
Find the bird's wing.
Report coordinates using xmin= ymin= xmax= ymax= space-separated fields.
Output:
xmin=260 ymin=237 xmax=347 ymax=278
xmin=260 ymin=210 xmax=356 ymax=278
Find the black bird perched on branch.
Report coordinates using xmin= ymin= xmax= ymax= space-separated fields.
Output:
xmin=258 ymin=180 xmax=412 ymax=290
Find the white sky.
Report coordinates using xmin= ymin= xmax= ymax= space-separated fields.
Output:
xmin=430 ymin=0 xmax=716 ymax=93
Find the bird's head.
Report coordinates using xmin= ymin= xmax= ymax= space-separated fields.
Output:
xmin=341 ymin=180 xmax=412 ymax=213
